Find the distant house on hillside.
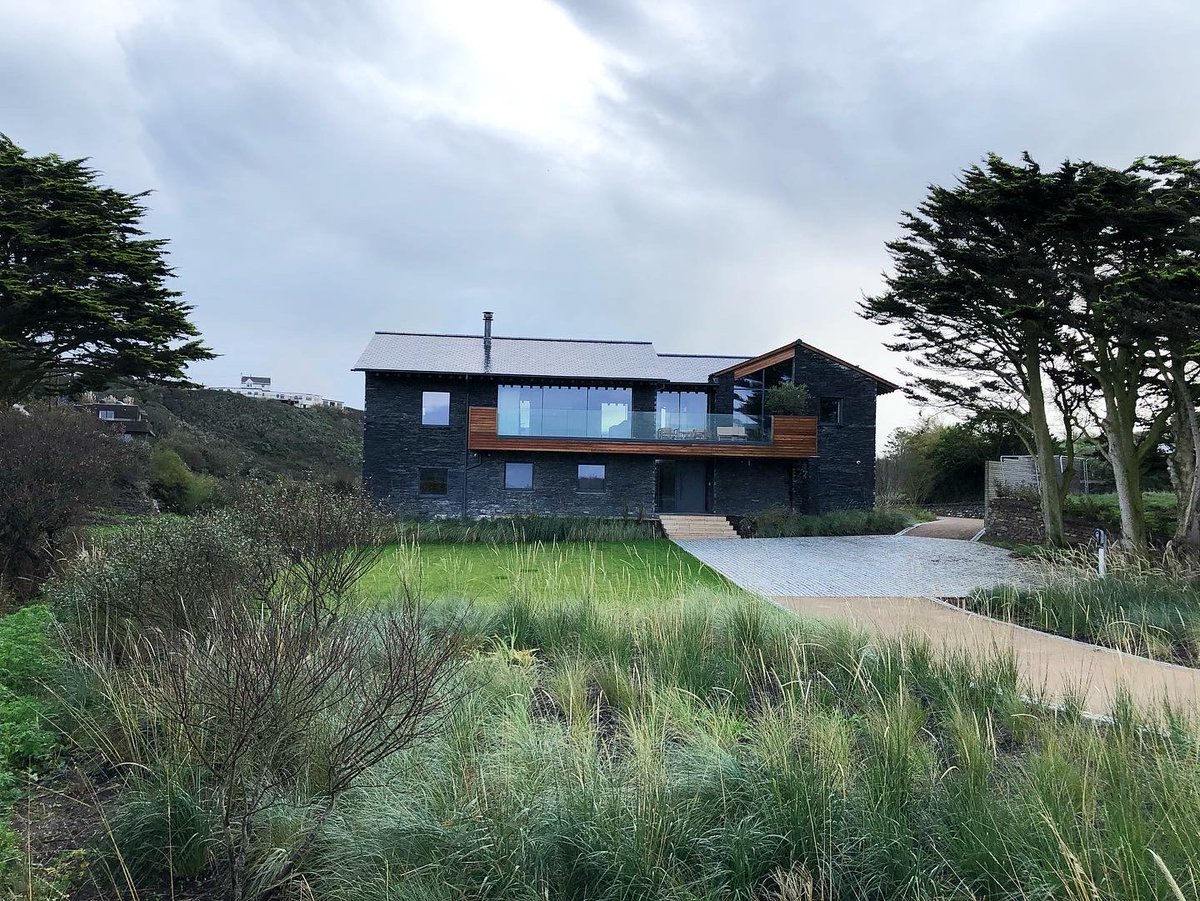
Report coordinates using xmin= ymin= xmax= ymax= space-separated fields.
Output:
xmin=73 ymin=394 xmax=154 ymax=439
xmin=212 ymin=375 xmax=345 ymax=410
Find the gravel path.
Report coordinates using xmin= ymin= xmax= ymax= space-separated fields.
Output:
xmin=902 ymin=516 xmax=984 ymax=540
xmin=677 ymin=535 xmax=1028 ymax=597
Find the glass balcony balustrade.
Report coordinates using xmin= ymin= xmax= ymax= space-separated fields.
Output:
xmin=496 ymin=408 xmax=772 ymax=443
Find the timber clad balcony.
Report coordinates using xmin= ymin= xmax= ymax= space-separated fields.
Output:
xmin=468 ymin=407 xmax=818 ymax=458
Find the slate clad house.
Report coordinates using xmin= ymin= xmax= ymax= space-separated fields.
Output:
xmin=355 ymin=313 xmax=897 ymax=519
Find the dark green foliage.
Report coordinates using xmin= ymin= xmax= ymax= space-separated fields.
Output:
xmin=879 ymin=417 xmax=1023 ymax=504
xmin=763 ymin=382 xmax=811 ymax=415
xmin=134 ymin=383 xmax=363 ymax=484
xmin=744 ymin=507 xmax=914 ymax=537
xmin=1065 ymin=492 xmax=1178 ymax=544
xmin=0 ymin=135 xmax=212 ymax=403
xmin=394 ymin=515 xmax=660 ymax=544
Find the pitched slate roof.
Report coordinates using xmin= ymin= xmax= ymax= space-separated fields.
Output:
xmin=354 ymin=332 xmax=667 ymax=382
xmin=354 ymin=330 xmax=897 ymax=391
xmin=654 ymin=353 xmax=748 ymax=385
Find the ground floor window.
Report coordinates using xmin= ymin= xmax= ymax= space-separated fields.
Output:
xmin=418 ymin=467 xmax=448 ymax=495
xmin=577 ymin=463 xmax=605 ymax=491
xmin=504 ymin=461 xmax=534 ymax=490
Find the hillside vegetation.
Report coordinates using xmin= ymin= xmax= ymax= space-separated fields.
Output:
xmin=134 ymin=384 xmax=363 ymax=485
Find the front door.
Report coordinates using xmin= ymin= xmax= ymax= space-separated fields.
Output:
xmin=657 ymin=460 xmax=710 ymax=513
xmin=676 ymin=460 xmax=708 ymax=513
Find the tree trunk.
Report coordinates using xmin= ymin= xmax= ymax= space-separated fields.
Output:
xmin=1105 ymin=419 xmax=1147 ymax=548
xmin=1024 ymin=341 xmax=1067 ymax=545
xmin=1169 ymin=355 xmax=1200 ymax=549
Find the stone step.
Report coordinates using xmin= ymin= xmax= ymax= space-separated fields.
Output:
xmin=659 ymin=515 xmax=740 ymax=540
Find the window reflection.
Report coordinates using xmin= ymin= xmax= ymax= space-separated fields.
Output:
xmin=655 ymin=391 xmax=709 ymax=437
xmin=498 ymin=385 xmax=631 ymax=438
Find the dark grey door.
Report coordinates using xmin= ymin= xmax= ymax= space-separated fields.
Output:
xmin=676 ymin=460 xmax=708 ymax=513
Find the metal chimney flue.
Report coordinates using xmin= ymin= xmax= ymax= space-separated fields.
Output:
xmin=482 ymin=311 xmax=493 ymax=371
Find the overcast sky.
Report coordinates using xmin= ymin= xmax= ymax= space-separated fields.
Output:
xmin=4 ymin=0 xmax=1200 ymax=447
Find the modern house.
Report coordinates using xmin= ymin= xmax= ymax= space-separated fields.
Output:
xmin=355 ymin=313 xmax=897 ymax=519
xmin=73 ymin=394 xmax=154 ymax=439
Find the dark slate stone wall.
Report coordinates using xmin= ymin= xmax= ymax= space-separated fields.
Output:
xmin=465 ymin=451 xmax=655 ymax=518
xmin=711 ymin=458 xmax=794 ymax=514
xmin=792 ymin=347 xmax=878 ymax=511
xmin=362 ymin=373 xmax=496 ymax=518
xmin=363 ymin=373 xmax=655 ymax=517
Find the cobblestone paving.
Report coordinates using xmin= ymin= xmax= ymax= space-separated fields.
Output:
xmin=676 ymin=535 xmax=1030 ymax=597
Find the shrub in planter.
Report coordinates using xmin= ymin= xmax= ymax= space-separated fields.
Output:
xmin=764 ymin=383 xmax=811 ymax=416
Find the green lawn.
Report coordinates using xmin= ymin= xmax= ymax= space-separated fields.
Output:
xmin=360 ymin=539 xmax=745 ymax=608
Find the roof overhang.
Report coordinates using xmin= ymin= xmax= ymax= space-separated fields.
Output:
xmin=710 ymin=339 xmax=901 ymax=394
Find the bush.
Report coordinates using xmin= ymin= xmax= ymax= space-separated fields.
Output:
xmin=395 ymin=515 xmax=660 ymax=544
xmin=745 ymin=507 xmax=914 ymax=537
xmin=0 ymin=606 xmax=62 ymax=792
xmin=46 ymin=513 xmax=275 ymax=657
xmin=764 ymin=382 xmax=811 ymax=415
xmin=149 ymin=447 xmax=218 ymax=515
xmin=1064 ymin=492 xmax=1178 ymax=543
xmin=0 ymin=408 xmax=144 ymax=599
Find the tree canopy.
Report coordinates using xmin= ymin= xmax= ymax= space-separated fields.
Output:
xmin=863 ymin=152 xmax=1200 ymax=548
xmin=0 ymin=135 xmax=212 ymax=402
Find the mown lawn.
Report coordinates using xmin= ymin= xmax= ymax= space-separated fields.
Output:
xmin=360 ymin=540 xmax=744 ymax=608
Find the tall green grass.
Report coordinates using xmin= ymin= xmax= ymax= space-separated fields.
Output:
xmin=747 ymin=507 xmax=918 ymax=538
xmin=967 ymin=548 xmax=1200 ymax=665
xmin=293 ymin=596 xmax=1200 ymax=901
xmin=392 ymin=515 xmax=660 ymax=544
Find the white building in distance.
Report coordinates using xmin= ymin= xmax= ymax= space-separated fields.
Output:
xmin=212 ymin=375 xmax=345 ymax=410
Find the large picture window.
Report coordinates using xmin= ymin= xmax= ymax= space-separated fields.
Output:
xmin=655 ymin=391 xmax=708 ymax=435
xmin=577 ymin=464 xmax=606 ymax=492
xmin=421 ymin=391 xmax=450 ymax=426
xmin=497 ymin=385 xmax=631 ymax=438
xmin=504 ymin=462 xmax=534 ymax=490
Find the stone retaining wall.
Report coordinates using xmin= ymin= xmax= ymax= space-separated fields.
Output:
xmin=985 ymin=496 xmax=1100 ymax=545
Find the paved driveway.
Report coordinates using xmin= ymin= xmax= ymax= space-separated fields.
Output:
xmin=676 ymin=535 xmax=1029 ymax=597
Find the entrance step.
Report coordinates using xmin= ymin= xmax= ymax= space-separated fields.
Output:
xmin=659 ymin=514 xmax=740 ymax=541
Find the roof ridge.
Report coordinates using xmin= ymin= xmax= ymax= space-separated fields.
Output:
xmin=656 ymin=352 xmax=749 ymax=359
xmin=373 ymin=331 xmax=653 ymax=346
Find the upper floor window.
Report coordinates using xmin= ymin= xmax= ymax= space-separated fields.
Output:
xmin=819 ymin=397 xmax=843 ymax=424
xmin=497 ymin=385 xmax=631 ymax=438
xmin=422 ymin=391 xmax=450 ymax=426
xmin=97 ymin=409 xmax=115 ymax=420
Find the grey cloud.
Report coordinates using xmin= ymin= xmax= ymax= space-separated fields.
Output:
xmin=2 ymin=0 xmax=1199 ymax=447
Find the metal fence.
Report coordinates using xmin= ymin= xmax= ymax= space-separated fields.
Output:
xmin=984 ymin=455 xmax=1092 ymax=515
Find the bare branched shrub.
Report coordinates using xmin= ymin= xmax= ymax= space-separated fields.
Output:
xmin=0 ymin=407 xmax=144 ymax=600
xmin=233 ymin=481 xmax=391 ymax=617
xmin=149 ymin=590 xmax=465 ymax=899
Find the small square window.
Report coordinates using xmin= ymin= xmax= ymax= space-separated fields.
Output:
xmin=418 ymin=467 xmax=448 ymax=496
xmin=819 ymin=397 xmax=843 ymax=425
xmin=505 ymin=462 xmax=533 ymax=490
xmin=578 ymin=464 xmax=606 ymax=492
xmin=422 ymin=391 xmax=450 ymax=426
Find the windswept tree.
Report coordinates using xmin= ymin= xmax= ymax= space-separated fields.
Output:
xmin=1051 ymin=158 xmax=1200 ymax=547
xmin=861 ymin=154 xmax=1083 ymax=545
xmin=0 ymin=135 xmax=212 ymax=402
